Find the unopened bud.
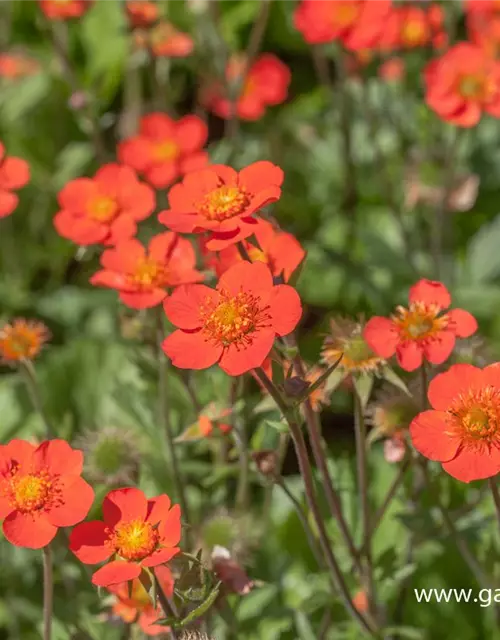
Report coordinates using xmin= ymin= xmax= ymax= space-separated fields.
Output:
xmin=252 ymin=449 xmax=278 ymax=478
xmin=283 ymin=376 xmax=310 ymax=398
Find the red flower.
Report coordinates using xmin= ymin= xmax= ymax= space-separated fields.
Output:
xmin=0 ymin=142 xmax=30 ymax=219
xmin=149 ymin=21 xmax=194 ymax=57
xmin=118 ymin=113 xmax=208 ymax=189
xmin=90 ymin=232 xmax=204 ymax=309
xmin=0 ymin=439 xmax=94 ymax=548
xmin=0 ymin=52 xmax=40 ymax=80
xmin=0 ymin=319 xmax=50 ymax=364
xmin=293 ymin=0 xmax=391 ymax=50
xmin=380 ymin=4 xmax=446 ymax=51
xmin=203 ymin=219 xmax=305 ymax=282
xmin=424 ymin=43 xmax=500 ymax=127
xmin=410 ymin=363 xmax=500 ymax=482
xmin=108 ymin=564 xmax=173 ymax=636
xmin=69 ymin=487 xmax=181 ymax=587
xmin=162 ymin=261 xmax=302 ymax=376
xmin=467 ymin=5 xmax=500 ymax=59
xmin=205 ymin=54 xmax=291 ymax=121
xmin=54 ymin=164 xmax=155 ymax=246
xmin=126 ymin=1 xmax=159 ymax=29
xmin=364 ymin=279 xmax=477 ymax=372
xmin=378 ymin=58 xmax=405 ymax=82
xmin=39 ymin=0 xmax=92 ymax=20
xmin=158 ymin=161 xmax=284 ymax=251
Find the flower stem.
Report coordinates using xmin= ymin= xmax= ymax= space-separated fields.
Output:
xmin=42 ymin=545 xmax=53 ymax=640
xmin=154 ymin=575 xmax=178 ymax=640
xmin=488 ymin=477 xmax=500 ymax=532
xmin=254 ymin=367 xmax=379 ymax=637
xmin=155 ymin=310 xmax=192 ymax=541
xmin=354 ymin=390 xmax=377 ymax=621
xmin=20 ymin=360 xmax=54 ymax=438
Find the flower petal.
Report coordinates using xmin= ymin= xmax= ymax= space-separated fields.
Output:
xmin=32 ymin=440 xmax=83 ymax=476
xmin=363 ymin=317 xmax=399 ymax=358
xmin=238 ymin=161 xmax=284 ymax=192
xmin=47 ymin=476 xmax=94 ymax=527
xmin=103 ymin=487 xmax=148 ymax=527
xmin=217 ymin=261 xmax=273 ymax=301
xmin=69 ymin=521 xmax=112 ymax=564
xmin=157 ymin=503 xmax=182 ymax=547
xmin=219 ymin=327 xmax=275 ymax=376
xmin=146 ymin=494 xmax=172 ymax=526
xmin=92 ymin=560 xmax=141 ymax=587
xmin=409 ymin=279 xmax=451 ymax=309
xmin=155 ymin=564 xmax=175 ymax=597
xmin=162 ymin=329 xmax=222 ymax=370
xmin=3 ymin=511 xmax=57 ymax=549
xmin=442 ymin=446 xmax=500 ymax=483
xmin=119 ymin=289 xmax=166 ymax=309
xmin=141 ymin=546 xmax=180 ymax=568
xmin=446 ymin=308 xmax=478 ymax=338
xmin=163 ymin=284 xmax=217 ymax=330
xmin=267 ymin=284 xmax=302 ymax=336
xmin=427 ymin=364 xmax=482 ymax=410
xmin=423 ymin=331 xmax=455 ymax=365
xmin=409 ymin=410 xmax=460 ymax=462
xmin=396 ymin=341 xmax=423 ymax=371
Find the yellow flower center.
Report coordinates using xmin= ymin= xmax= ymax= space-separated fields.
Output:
xmin=247 ymin=246 xmax=268 ymax=264
xmin=0 ymin=467 xmax=59 ymax=514
xmin=401 ymin=20 xmax=425 ymax=46
xmin=334 ymin=2 xmax=360 ymax=27
xmin=0 ymin=320 xmax=47 ymax=363
xmin=130 ymin=258 xmax=167 ymax=288
xmin=197 ymin=186 xmax=250 ymax=222
xmin=111 ymin=520 xmax=159 ymax=561
xmin=200 ymin=290 xmax=270 ymax=347
xmin=153 ymin=140 xmax=179 ymax=161
xmin=447 ymin=387 xmax=500 ymax=446
xmin=89 ymin=196 xmax=118 ymax=223
xmin=393 ymin=302 xmax=447 ymax=342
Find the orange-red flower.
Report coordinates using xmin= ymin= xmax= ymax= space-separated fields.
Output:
xmin=204 ymin=54 xmax=291 ymax=121
xmin=364 ymin=279 xmax=477 ymax=372
xmin=0 ymin=52 xmax=40 ymax=80
xmin=378 ymin=58 xmax=405 ymax=82
xmin=424 ymin=43 xmax=500 ymax=127
xmin=69 ymin=487 xmax=181 ymax=587
xmin=162 ymin=261 xmax=302 ymax=376
xmin=39 ymin=0 xmax=92 ymax=20
xmin=158 ymin=162 xmax=284 ymax=251
xmin=0 ymin=319 xmax=50 ymax=364
xmin=118 ymin=113 xmax=208 ymax=189
xmin=293 ymin=0 xmax=391 ymax=50
xmin=0 ymin=142 xmax=30 ymax=218
xmin=149 ymin=21 xmax=194 ymax=57
xmin=126 ymin=1 xmax=159 ymax=29
xmin=410 ymin=363 xmax=500 ymax=482
xmin=108 ymin=564 xmax=173 ymax=636
xmin=54 ymin=164 xmax=155 ymax=246
xmin=380 ymin=4 xmax=446 ymax=51
xmin=90 ymin=232 xmax=204 ymax=309
xmin=0 ymin=439 xmax=94 ymax=548
xmin=203 ymin=219 xmax=305 ymax=282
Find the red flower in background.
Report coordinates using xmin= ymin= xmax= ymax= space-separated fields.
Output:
xmin=204 ymin=54 xmax=291 ymax=121
xmin=378 ymin=58 xmax=405 ymax=82
xmin=424 ymin=43 xmax=500 ymax=127
xmin=410 ymin=363 xmax=500 ymax=482
xmin=162 ymin=261 xmax=302 ymax=376
xmin=126 ymin=1 xmax=159 ymax=29
xmin=150 ymin=21 xmax=194 ymax=57
xmin=108 ymin=564 xmax=173 ymax=636
xmin=293 ymin=0 xmax=391 ymax=50
xmin=54 ymin=164 xmax=155 ymax=246
xmin=90 ymin=232 xmax=203 ymax=309
xmin=69 ymin=487 xmax=181 ymax=587
xmin=203 ymin=219 xmax=305 ymax=282
xmin=380 ymin=4 xmax=446 ymax=51
xmin=0 ymin=439 xmax=94 ymax=548
xmin=118 ymin=113 xmax=208 ymax=189
xmin=39 ymin=0 xmax=92 ymax=20
xmin=158 ymin=161 xmax=283 ymax=251
xmin=0 ymin=52 xmax=40 ymax=80
xmin=0 ymin=319 xmax=49 ymax=364
xmin=364 ymin=279 xmax=477 ymax=372
xmin=0 ymin=142 xmax=30 ymax=218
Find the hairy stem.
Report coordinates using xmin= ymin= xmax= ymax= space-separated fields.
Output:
xmin=20 ymin=360 xmax=54 ymax=438
xmin=43 ymin=545 xmax=53 ymax=640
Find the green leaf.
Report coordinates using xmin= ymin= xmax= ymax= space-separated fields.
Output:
xmin=265 ymin=419 xmax=289 ymax=434
xmin=353 ymin=373 xmax=374 ymax=409
xmin=463 ymin=212 xmax=500 ymax=283
xmin=383 ymin=627 xmax=425 ymax=640
xmin=381 ymin=366 xmax=411 ymax=395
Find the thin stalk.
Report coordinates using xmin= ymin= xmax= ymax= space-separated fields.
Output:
xmin=489 ymin=477 xmax=500 ymax=532
xmin=359 ymin=457 xmax=411 ymax=556
xmin=354 ymin=390 xmax=376 ymax=620
xmin=20 ymin=360 xmax=54 ymax=438
xmin=154 ymin=575 xmax=179 ymax=640
xmin=286 ymin=338 xmax=364 ymax=578
xmin=254 ymin=368 xmax=379 ymax=637
xmin=155 ymin=310 xmax=192 ymax=540
xmin=43 ymin=545 xmax=53 ymax=640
